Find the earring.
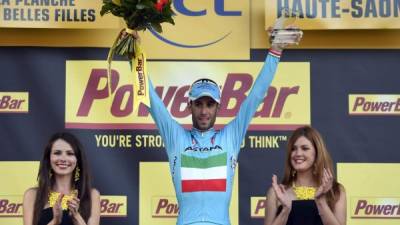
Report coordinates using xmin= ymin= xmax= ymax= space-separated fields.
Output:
xmin=74 ymin=167 xmax=80 ymax=182
xmin=291 ymin=169 xmax=297 ymax=177
xmin=49 ymin=170 xmax=53 ymax=178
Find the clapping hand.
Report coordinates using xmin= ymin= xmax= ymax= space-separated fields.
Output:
xmin=51 ymin=193 xmax=63 ymax=225
xmin=67 ymin=196 xmax=80 ymax=218
xmin=271 ymin=174 xmax=293 ymax=209
xmin=315 ymin=168 xmax=334 ymax=199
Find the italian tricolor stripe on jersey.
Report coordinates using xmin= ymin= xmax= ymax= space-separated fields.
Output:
xmin=181 ymin=152 xmax=227 ymax=192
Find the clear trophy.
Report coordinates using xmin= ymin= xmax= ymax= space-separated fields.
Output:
xmin=270 ymin=8 xmax=303 ymax=45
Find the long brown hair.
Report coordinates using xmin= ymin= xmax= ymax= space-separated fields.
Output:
xmin=281 ymin=126 xmax=341 ymax=209
xmin=32 ymin=132 xmax=92 ymax=225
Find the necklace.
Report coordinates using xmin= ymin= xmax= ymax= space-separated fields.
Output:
xmin=48 ymin=190 xmax=78 ymax=210
xmin=292 ymin=183 xmax=316 ymax=200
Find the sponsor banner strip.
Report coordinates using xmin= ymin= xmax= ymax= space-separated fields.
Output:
xmin=0 ymin=92 xmax=29 ymax=113
xmin=349 ymin=94 xmax=400 ymax=115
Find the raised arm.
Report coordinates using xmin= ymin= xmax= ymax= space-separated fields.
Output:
xmin=223 ymin=48 xmax=282 ymax=154
xmin=146 ymin=79 xmax=186 ymax=154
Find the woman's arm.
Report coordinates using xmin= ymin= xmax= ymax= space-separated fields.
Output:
xmin=23 ymin=188 xmax=36 ymax=225
xmin=264 ymin=175 xmax=292 ymax=225
xmin=86 ymin=189 xmax=100 ymax=225
xmin=315 ymin=185 xmax=347 ymax=225
xmin=70 ymin=189 xmax=100 ymax=225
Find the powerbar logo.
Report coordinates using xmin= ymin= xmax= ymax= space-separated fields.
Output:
xmin=0 ymin=92 xmax=29 ymax=113
xmin=0 ymin=196 xmax=22 ymax=217
xmin=65 ymin=61 xmax=310 ymax=130
xmin=100 ymin=195 xmax=127 ymax=217
xmin=0 ymin=195 xmax=126 ymax=217
xmin=152 ymin=197 xmax=178 ymax=217
xmin=351 ymin=197 xmax=400 ymax=218
xmin=349 ymin=94 xmax=400 ymax=115
xmin=250 ymin=197 xmax=266 ymax=218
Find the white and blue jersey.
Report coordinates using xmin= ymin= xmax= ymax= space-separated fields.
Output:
xmin=147 ymin=51 xmax=281 ymax=225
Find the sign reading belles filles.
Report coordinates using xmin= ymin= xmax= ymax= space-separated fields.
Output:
xmin=0 ymin=0 xmax=121 ymax=28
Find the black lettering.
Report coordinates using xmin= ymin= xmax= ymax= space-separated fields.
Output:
xmin=88 ymin=9 xmax=95 ymax=22
xmin=365 ymin=0 xmax=378 ymax=17
xmin=320 ymin=0 xmax=329 ymax=18
xmin=351 ymin=0 xmax=363 ymax=17
xmin=380 ymin=0 xmax=391 ymax=17
xmin=3 ymin=8 xmax=11 ymax=20
xmin=184 ymin=145 xmax=223 ymax=152
xmin=292 ymin=0 xmax=304 ymax=18
xmin=42 ymin=8 xmax=49 ymax=21
xmin=305 ymin=0 xmax=317 ymax=18
xmin=331 ymin=0 xmax=340 ymax=18
xmin=0 ymin=0 xmax=10 ymax=6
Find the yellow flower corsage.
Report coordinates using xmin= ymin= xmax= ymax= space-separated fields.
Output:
xmin=292 ymin=184 xmax=316 ymax=200
xmin=48 ymin=190 xmax=78 ymax=210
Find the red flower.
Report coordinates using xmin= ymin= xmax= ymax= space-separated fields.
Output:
xmin=155 ymin=0 xmax=169 ymax=12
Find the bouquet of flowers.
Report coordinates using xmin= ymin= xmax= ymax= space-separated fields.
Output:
xmin=101 ymin=0 xmax=175 ymax=59
xmin=100 ymin=0 xmax=175 ymax=111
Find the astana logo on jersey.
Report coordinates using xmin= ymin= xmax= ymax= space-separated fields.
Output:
xmin=181 ymin=152 xmax=227 ymax=192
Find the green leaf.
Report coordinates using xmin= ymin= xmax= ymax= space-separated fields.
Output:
xmin=151 ymin=23 xmax=162 ymax=33
xmin=136 ymin=4 xmax=146 ymax=9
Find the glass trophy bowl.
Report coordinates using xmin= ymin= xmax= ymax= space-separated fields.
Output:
xmin=270 ymin=8 xmax=303 ymax=45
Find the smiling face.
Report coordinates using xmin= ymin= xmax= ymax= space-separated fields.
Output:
xmin=290 ymin=136 xmax=316 ymax=174
xmin=50 ymin=139 xmax=77 ymax=177
xmin=188 ymin=96 xmax=219 ymax=131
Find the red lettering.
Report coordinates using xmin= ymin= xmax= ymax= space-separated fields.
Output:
xmin=76 ymin=70 xmax=300 ymax=120
xmin=77 ymin=69 xmax=119 ymax=116
xmin=366 ymin=102 xmax=383 ymax=111
xmin=354 ymin=200 xmax=367 ymax=215
xmin=100 ymin=199 xmax=109 ymax=213
xmin=0 ymin=199 xmax=8 ymax=213
xmin=154 ymin=199 xmax=179 ymax=215
xmin=0 ymin=96 xmax=11 ymax=109
xmin=170 ymin=86 xmax=190 ymax=118
xmin=111 ymin=85 xmax=133 ymax=117
xmin=0 ymin=96 xmax=24 ymax=110
xmin=0 ymin=199 xmax=22 ymax=214
xmin=384 ymin=205 xmax=392 ymax=215
xmin=272 ymin=86 xmax=299 ymax=117
xmin=219 ymin=73 xmax=252 ymax=117
xmin=371 ymin=204 xmax=385 ymax=214
xmin=100 ymin=199 xmax=123 ymax=213
xmin=254 ymin=87 xmax=276 ymax=117
xmin=396 ymin=99 xmax=400 ymax=111
xmin=254 ymin=199 xmax=266 ymax=215
xmin=156 ymin=199 xmax=168 ymax=214
xmin=353 ymin=97 xmax=365 ymax=111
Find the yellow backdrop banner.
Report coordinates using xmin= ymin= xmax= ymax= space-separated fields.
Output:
xmin=338 ymin=163 xmax=400 ymax=225
xmin=65 ymin=61 xmax=310 ymax=130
